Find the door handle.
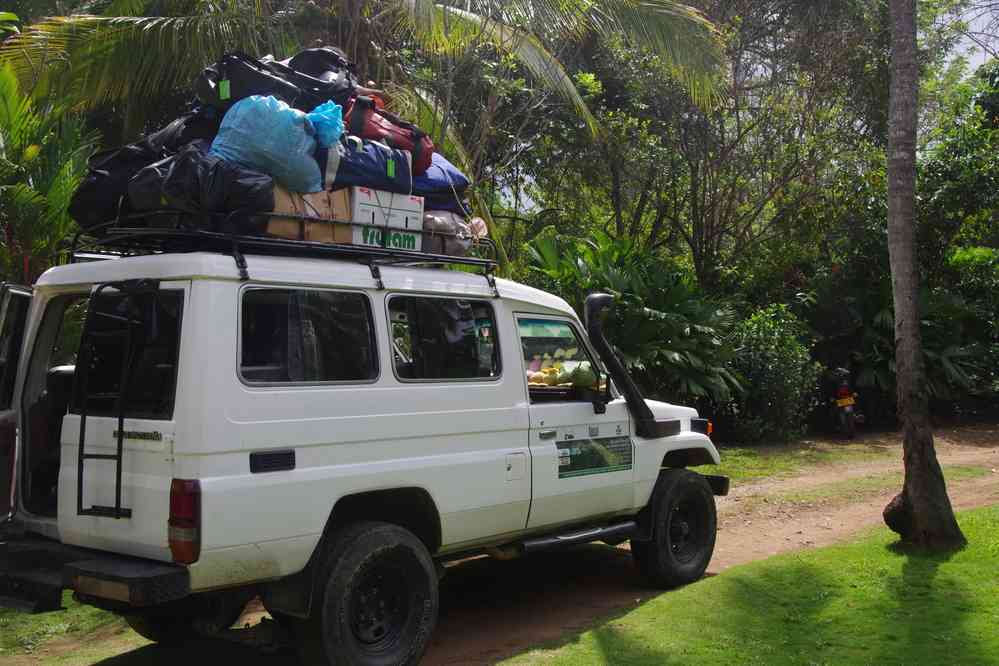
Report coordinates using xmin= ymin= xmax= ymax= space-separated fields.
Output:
xmin=539 ymin=430 xmax=557 ymax=440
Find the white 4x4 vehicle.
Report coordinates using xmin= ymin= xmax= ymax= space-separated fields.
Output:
xmin=0 ymin=232 xmax=726 ymax=665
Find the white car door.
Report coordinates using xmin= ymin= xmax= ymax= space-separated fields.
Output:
xmin=517 ymin=315 xmax=635 ymax=530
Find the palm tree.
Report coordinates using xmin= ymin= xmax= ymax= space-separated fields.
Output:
xmin=0 ymin=64 xmax=98 ymax=282
xmin=882 ymin=0 xmax=965 ymax=549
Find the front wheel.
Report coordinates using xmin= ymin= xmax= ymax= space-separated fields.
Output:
xmin=632 ymin=469 xmax=717 ymax=588
xmin=299 ymin=521 xmax=438 ymax=666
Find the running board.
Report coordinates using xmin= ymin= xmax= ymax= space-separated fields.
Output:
xmin=522 ymin=521 xmax=637 ymax=554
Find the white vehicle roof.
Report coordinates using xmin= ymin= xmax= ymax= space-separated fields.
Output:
xmin=35 ymin=252 xmax=577 ymax=317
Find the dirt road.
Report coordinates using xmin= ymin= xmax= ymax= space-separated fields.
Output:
xmin=15 ymin=426 xmax=999 ymax=666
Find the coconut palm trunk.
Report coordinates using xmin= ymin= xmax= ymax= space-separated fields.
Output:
xmin=882 ymin=0 xmax=965 ymax=549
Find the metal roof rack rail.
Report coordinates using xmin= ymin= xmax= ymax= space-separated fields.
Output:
xmin=69 ymin=210 xmax=499 ymax=281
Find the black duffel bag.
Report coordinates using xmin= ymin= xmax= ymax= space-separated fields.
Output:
xmin=69 ymin=107 xmax=222 ymax=233
xmin=195 ymin=48 xmax=357 ymax=112
xmin=128 ymin=142 xmax=274 ymax=234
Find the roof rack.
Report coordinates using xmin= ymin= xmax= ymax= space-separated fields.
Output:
xmin=70 ymin=211 xmax=499 ymax=289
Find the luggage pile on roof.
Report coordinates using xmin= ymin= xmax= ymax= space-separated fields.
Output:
xmin=69 ymin=46 xmax=486 ymax=257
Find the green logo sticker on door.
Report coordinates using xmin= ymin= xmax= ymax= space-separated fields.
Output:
xmin=557 ymin=436 xmax=633 ymax=478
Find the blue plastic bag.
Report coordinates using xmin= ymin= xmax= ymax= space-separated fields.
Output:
xmin=210 ymin=95 xmax=322 ymax=193
xmin=307 ymin=101 xmax=344 ymax=149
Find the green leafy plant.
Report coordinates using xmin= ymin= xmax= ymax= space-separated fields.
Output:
xmin=0 ymin=64 xmax=98 ymax=282
xmin=526 ymin=227 xmax=741 ymax=404
xmin=718 ymin=304 xmax=823 ymax=444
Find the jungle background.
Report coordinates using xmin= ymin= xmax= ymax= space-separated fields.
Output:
xmin=2 ymin=0 xmax=998 ymax=444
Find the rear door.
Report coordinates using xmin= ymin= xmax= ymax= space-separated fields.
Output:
xmin=0 ymin=284 xmax=33 ymax=522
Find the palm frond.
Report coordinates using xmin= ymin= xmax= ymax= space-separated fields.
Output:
xmin=401 ymin=3 xmax=599 ymax=135
xmin=0 ymin=13 xmax=288 ymax=109
xmin=585 ymin=0 xmax=723 ymax=106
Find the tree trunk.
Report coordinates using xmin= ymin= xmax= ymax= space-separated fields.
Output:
xmin=883 ymin=0 xmax=965 ymax=550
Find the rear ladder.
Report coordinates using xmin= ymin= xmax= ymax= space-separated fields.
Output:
xmin=75 ymin=280 xmax=159 ymax=519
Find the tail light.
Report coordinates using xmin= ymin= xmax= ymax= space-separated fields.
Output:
xmin=707 ymin=420 xmax=714 ymax=436
xmin=169 ymin=479 xmax=200 ymax=564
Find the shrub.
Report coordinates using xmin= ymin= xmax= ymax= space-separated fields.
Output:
xmin=720 ymin=305 xmax=823 ymax=444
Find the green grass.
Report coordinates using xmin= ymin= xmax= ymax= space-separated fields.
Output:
xmin=0 ymin=591 xmax=121 ymax=657
xmin=778 ymin=465 xmax=990 ymax=504
xmin=506 ymin=505 xmax=999 ymax=666
xmin=695 ymin=439 xmax=895 ymax=484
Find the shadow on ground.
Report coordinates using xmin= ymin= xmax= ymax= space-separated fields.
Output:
xmin=91 ymin=544 xmax=656 ymax=666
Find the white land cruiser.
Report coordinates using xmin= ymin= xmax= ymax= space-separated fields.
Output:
xmin=0 ymin=230 xmax=727 ymax=665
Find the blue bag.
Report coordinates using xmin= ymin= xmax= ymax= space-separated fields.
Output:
xmin=322 ymin=136 xmax=414 ymax=194
xmin=210 ymin=95 xmax=322 ymax=193
xmin=307 ymin=100 xmax=344 ymax=149
xmin=413 ymin=152 xmax=470 ymax=196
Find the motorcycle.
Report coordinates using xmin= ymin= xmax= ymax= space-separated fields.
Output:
xmin=832 ymin=377 xmax=859 ymax=439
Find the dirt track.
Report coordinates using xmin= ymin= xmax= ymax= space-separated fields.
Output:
xmin=14 ymin=426 xmax=999 ymax=665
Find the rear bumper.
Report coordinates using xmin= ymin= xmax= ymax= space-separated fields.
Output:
xmin=1 ymin=533 xmax=189 ymax=613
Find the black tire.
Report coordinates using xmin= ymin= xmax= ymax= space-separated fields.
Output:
xmin=632 ymin=469 xmax=717 ymax=588
xmin=299 ymin=521 xmax=438 ymax=666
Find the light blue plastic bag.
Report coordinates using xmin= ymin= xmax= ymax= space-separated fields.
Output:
xmin=209 ymin=95 xmax=322 ymax=193
xmin=307 ymin=100 xmax=344 ymax=149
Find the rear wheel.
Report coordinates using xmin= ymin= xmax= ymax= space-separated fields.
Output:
xmin=299 ymin=521 xmax=438 ymax=666
xmin=632 ymin=469 xmax=717 ymax=588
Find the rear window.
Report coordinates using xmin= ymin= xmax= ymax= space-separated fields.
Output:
xmin=240 ymin=288 xmax=377 ymax=384
xmin=71 ymin=290 xmax=184 ymax=420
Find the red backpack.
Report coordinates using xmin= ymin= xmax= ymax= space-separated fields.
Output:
xmin=344 ymin=96 xmax=435 ymax=175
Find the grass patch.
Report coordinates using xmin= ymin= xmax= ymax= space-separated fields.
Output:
xmin=506 ymin=505 xmax=999 ymax=666
xmin=0 ymin=591 xmax=121 ymax=657
xmin=696 ymin=438 xmax=895 ymax=484
xmin=778 ymin=465 xmax=991 ymax=505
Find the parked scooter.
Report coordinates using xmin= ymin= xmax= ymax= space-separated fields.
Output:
xmin=830 ymin=369 xmax=860 ymax=438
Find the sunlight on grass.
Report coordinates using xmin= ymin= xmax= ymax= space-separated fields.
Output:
xmin=695 ymin=438 xmax=896 ymax=484
xmin=506 ymin=506 xmax=999 ymax=665
xmin=0 ymin=591 xmax=122 ymax=657
xmin=777 ymin=465 xmax=991 ymax=504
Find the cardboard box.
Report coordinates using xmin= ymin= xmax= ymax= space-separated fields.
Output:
xmin=350 ymin=187 xmax=425 ymax=251
xmin=268 ymin=187 xmax=351 ymax=243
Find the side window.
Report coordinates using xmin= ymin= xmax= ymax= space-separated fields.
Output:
xmin=389 ymin=296 xmax=499 ymax=380
xmin=0 ymin=293 xmax=29 ymax=410
xmin=518 ymin=318 xmax=602 ymax=402
xmin=241 ymin=288 xmax=377 ymax=384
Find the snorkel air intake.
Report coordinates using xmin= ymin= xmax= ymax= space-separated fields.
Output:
xmin=584 ymin=293 xmax=681 ymax=439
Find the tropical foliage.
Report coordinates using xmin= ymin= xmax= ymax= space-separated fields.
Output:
xmin=715 ymin=305 xmax=823 ymax=444
xmin=0 ymin=64 xmax=97 ymax=283
xmin=526 ymin=229 xmax=741 ymax=404
xmin=2 ymin=0 xmax=999 ymax=443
